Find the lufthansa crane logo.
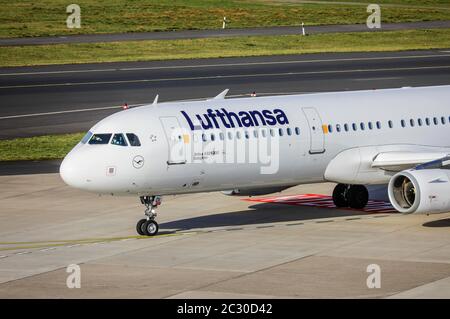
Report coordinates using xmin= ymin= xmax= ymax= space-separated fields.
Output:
xmin=132 ymin=155 xmax=144 ymax=169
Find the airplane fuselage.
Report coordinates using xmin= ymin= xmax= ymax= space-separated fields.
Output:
xmin=60 ymin=86 xmax=450 ymax=197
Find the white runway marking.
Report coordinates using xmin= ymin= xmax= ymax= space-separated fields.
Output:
xmin=0 ymin=53 xmax=449 ymax=77
xmin=1 ymin=65 xmax=449 ymax=90
xmin=67 ymin=244 xmax=81 ymax=248
xmin=0 ymin=104 xmax=143 ymax=120
xmin=0 ymin=93 xmax=300 ymax=120
xmin=15 ymin=251 xmax=31 ymax=255
xmin=39 ymin=247 xmax=58 ymax=252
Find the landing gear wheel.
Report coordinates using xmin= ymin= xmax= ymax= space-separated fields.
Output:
xmin=347 ymin=185 xmax=369 ymax=209
xmin=136 ymin=196 xmax=162 ymax=236
xmin=136 ymin=219 xmax=147 ymax=236
xmin=332 ymin=183 xmax=349 ymax=207
xmin=143 ymin=220 xmax=159 ymax=236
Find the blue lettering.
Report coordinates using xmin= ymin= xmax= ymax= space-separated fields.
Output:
xmin=181 ymin=108 xmax=289 ymax=130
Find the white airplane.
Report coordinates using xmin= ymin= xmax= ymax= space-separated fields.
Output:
xmin=60 ymin=85 xmax=450 ymax=236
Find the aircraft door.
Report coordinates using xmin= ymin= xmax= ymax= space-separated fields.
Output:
xmin=302 ymin=107 xmax=325 ymax=154
xmin=160 ymin=116 xmax=187 ymax=165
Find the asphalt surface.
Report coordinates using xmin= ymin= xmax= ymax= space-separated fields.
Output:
xmin=1 ymin=48 xmax=450 ymax=175
xmin=0 ymin=160 xmax=62 ymax=176
xmin=1 ymin=175 xmax=449 ymax=298
xmin=1 ymin=21 xmax=450 ymax=46
xmin=1 ymin=49 xmax=450 ymax=140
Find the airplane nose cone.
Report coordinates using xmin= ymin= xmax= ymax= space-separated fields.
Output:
xmin=60 ymin=153 xmax=83 ymax=188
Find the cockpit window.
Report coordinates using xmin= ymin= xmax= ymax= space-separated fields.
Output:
xmin=81 ymin=131 xmax=93 ymax=144
xmin=89 ymin=133 xmax=112 ymax=145
xmin=126 ymin=133 xmax=141 ymax=146
xmin=111 ymin=133 xmax=128 ymax=146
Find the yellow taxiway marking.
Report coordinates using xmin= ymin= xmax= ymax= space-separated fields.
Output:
xmin=0 ymin=232 xmax=194 ymax=252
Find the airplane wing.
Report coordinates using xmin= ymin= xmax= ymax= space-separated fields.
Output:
xmin=324 ymin=147 xmax=450 ymax=185
xmin=371 ymin=151 xmax=450 ymax=171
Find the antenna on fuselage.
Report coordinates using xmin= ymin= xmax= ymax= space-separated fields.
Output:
xmin=152 ymin=94 xmax=159 ymax=105
xmin=209 ymin=89 xmax=229 ymax=101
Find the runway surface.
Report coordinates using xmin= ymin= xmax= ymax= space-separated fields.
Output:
xmin=0 ymin=174 xmax=449 ymax=298
xmin=1 ymin=49 xmax=450 ymax=139
xmin=0 ymin=160 xmax=62 ymax=176
xmin=1 ymin=21 xmax=449 ymax=46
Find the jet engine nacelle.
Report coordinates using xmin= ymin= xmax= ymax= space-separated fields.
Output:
xmin=388 ymin=169 xmax=450 ymax=214
xmin=221 ymin=185 xmax=294 ymax=196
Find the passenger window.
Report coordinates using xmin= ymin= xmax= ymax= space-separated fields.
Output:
xmin=236 ymin=131 xmax=241 ymax=139
xmin=295 ymin=127 xmax=300 ymax=135
xmin=327 ymin=125 xmax=332 ymax=133
xmin=433 ymin=117 xmax=438 ymax=125
xmin=418 ymin=118 xmax=423 ymax=126
xmin=261 ymin=129 xmax=267 ymax=138
xmin=111 ymin=133 xmax=128 ymax=146
xmin=270 ymin=129 xmax=275 ymax=137
xmin=279 ymin=128 xmax=284 ymax=136
xmin=376 ymin=121 xmax=381 ymax=129
xmin=425 ymin=118 xmax=430 ymax=126
xmin=89 ymin=133 xmax=112 ymax=145
xmin=202 ymin=133 xmax=207 ymax=142
xmin=254 ymin=130 xmax=258 ymax=138
xmin=360 ymin=122 xmax=365 ymax=130
xmin=227 ymin=132 xmax=233 ymax=140
xmin=245 ymin=131 xmax=249 ymax=139
xmin=344 ymin=124 xmax=349 ymax=132
xmin=441 ymin=116 xmax=446 ymax=125
xmin=410 ymin=119 xmax=415 ymax=127
xmin=352 ymin=123 xmax=357 ymax=131
xmin=211 ymin=133 xmax=215 ymax=141
xmin=336 ymin=124 xmax=341 ymax=132
xmin=388 ymin=120 xmax=393 ymax=128
xmin=81 ymin=131 xmax=93 ymax=144
xmin=368 ymin=122 xmax=373 ymax=130
xmin=126 ymin=133 xmax=141 ymax=146
xmin=287 ymin=127 xmax=292 ymax=136
xmin=219 ymin=132 xmax=224 ymax=140
xmin=401 ymin=120 xmax=406 ymax=128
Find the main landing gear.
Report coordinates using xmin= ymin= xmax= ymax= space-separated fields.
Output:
xmin=136 ymin=196 xmax=162 ymax=236
xmin=332 ymin=184 xmax=369 ymax=209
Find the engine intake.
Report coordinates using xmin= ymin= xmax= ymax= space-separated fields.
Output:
xmin=388 ymin=169 xmax=450 ymax=214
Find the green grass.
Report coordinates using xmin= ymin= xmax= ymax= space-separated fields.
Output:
xmin=270 ymin=0 xmax=450 ymax=7
xmin=0 ymin=133 xmax=84 ymax=161
xmin=0 ymin=0 xmax=449 ymax=38
xmin=1 ymin=29 xmax=450 ymax=67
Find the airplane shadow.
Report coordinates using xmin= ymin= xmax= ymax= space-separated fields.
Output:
xmin=160 ymin=202 xmax=381 ymax=231
xmin=422 ymin=218 xmax=450 ymax=228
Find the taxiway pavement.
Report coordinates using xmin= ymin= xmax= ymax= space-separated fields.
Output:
xmin=0 ymin=173 xmax=449 ymax=298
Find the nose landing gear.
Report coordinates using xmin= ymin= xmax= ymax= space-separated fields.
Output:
xmin=136 ymin=196 xmax=162 ymax=236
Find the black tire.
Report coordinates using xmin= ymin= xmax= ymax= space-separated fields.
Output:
xmin=347 ymin=185 xmax=369 ymax=209
xmin=143 ymin=220 xmax=159 ymax=236
xmin=136 ymin=219 xmax=147 ymax=236
xmin=332 ymin=183 xmax=349 ymax=207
